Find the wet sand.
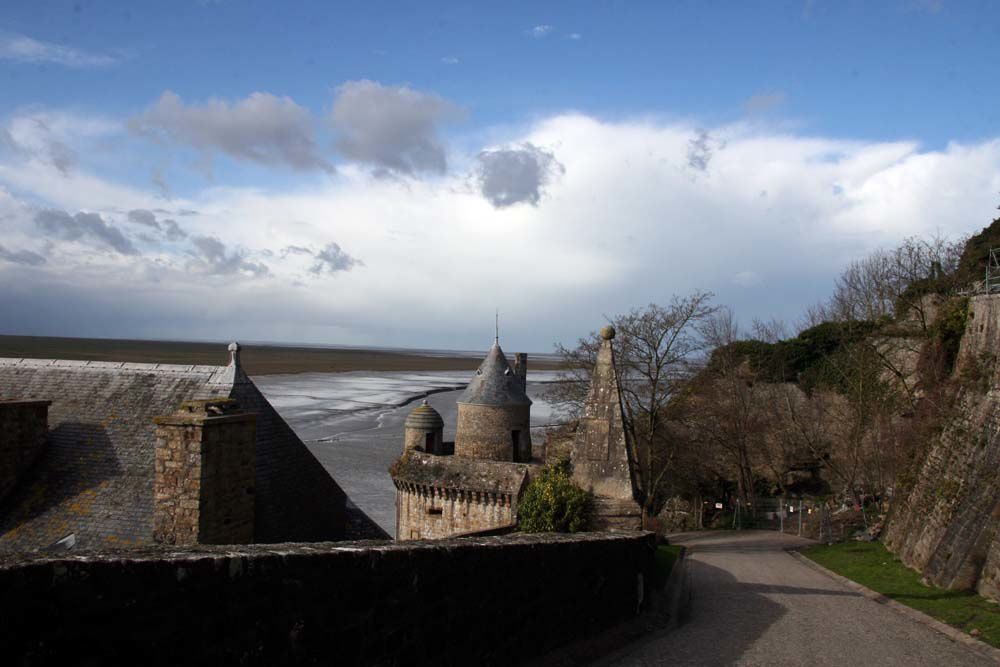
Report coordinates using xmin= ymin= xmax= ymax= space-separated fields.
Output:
xmin=0 ymin=334 xmax=564 ymax=375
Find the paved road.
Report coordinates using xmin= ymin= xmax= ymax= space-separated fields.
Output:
xmin=604 ymin=531 xmax=996 ymax=666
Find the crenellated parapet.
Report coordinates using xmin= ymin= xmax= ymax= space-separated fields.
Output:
xmin=390 ymin=450 xmax=531 ymax=539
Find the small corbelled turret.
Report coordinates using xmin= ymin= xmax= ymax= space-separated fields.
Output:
xmin=404 ymin=399 xmax=445 ymax=454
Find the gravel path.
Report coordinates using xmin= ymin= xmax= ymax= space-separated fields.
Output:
xmin=604 ymin=530 xmax=996 ymax=666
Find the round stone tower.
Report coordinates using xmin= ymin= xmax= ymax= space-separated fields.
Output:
xmin=454 ymin=341 xmax=532 ymax=462
xmin=404 ymin=400 xmax=444 ymax=454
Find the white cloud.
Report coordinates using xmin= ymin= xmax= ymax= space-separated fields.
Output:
xmin=441 ymin=56 xmax=459 ymax=65
xmin=0 ymin=32 xmax=116 ymax=68
xmin=2 ymin=112 xmax=1000 ymax=349
xmin=527 ymin=25 xmax=553 ymax=38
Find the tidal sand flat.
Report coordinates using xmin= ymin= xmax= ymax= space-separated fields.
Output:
xmin=0 ymin=335 xmax=563 ymax=375
xmin=255 ymin=371 xmax=563 ymax=536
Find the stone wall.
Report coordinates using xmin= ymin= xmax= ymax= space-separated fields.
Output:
xmin=0 ymin=399 xmax=50 ymax=503
xmin=396 ymin=484 xmax=517 ymax=540
xmin=1 ymin=532 xmax=656 ymax=666
xmin=885 ymin=294 xmax=1000 ymax=599
xmin=152 ymin=399 xmax=256 ymax=545
xmin=455 ymin=403 xmax=531 ymax=461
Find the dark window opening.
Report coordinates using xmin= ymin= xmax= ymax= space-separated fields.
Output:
xmin=427 ymin=507 xmax=443 ymax=516
xmin=511 ymin=430 xmax=521 ymax=462
xmin=425 ymin=432 xmax=435 ymax=454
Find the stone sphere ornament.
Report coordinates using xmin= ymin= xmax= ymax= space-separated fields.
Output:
xmin=600 ymin=325 xmax=616 ymax=340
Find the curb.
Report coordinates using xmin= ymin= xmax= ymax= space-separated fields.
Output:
xmin=788 ymin=549 xmax=1000 ymax=663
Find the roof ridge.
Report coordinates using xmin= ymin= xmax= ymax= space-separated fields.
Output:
xmin=0 ymin=357 xmax=225 ymax=375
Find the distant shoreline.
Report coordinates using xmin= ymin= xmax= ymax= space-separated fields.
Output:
xmin=0 ymin=335 xmax=566 ymax=376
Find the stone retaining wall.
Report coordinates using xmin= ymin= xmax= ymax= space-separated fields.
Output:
xmin=1 ymin=531 xmax=656 ymax=666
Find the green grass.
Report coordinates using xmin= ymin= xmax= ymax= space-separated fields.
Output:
xmin=653 ymin=545 xmax=684 ymax=587
xmin=804 ymin=541 xmax=1000 ymax=647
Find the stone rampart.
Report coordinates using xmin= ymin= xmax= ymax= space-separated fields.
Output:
xmin=885 ymin=294 xmax=1000 ymax=599
xmin=1 ymin=531 xmax=655 ymax=666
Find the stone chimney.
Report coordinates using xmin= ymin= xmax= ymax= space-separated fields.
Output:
xmin=512 ymin=353 xmax=528 ymax=391
xmin=152 ymin=398 xmax=256 ymax=546
xmin=0 ymin=399 xmax=51 ymax=503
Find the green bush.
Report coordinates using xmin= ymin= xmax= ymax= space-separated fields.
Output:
xmin=518 ymin=459 xmax=593 ymax=533
xmin=708 ymin=320 xmax=878 ymax=390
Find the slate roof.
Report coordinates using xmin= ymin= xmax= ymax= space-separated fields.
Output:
xmin=390 ymin=450 xmax=531 ymax=496
xmin=0 ymin=350 xmax=346 ymax=551
xmin=457 ymin=342 xmax=532 ymax=407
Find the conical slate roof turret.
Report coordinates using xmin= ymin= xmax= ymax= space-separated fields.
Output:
xmin=457 ymin=341 xmax=532 ymax=406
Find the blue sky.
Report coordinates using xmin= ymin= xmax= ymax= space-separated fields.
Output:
xmin=0 ymin=1 xmax=999 ymax=352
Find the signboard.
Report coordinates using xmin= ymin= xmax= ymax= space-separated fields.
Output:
xmin=714 ymin=502 xmax=723 ymax=509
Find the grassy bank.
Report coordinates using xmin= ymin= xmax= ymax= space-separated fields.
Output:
xmin=654 ymin=545 xmax=684 ymax=586
xmin=804 ymin=541 xmax=1000 ymax=648
xmin=0 ymin=334 xmax=565 ymax=375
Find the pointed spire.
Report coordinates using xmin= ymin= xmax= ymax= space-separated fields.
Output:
xmin=495 ymin=309 xmax=499 ymax=345
xmin=571 ymin=323 xmax=638 ymax=503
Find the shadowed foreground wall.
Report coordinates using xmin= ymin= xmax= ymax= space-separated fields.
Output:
xmin=1 ymin=531 xmax=655 ymax=666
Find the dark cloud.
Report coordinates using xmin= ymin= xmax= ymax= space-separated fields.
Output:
xmin=130 ymin=91 xmax=332 ymax=172
xmin=309 ymin=242 xmax=362 ymax=275
xmin=162 ymin=219 xmax=186 ymax=241
xmin=1 ymin=116 xmax=78 ymax=174
xmin=0 ymin=243 xmax=46 ymax=266
xmin=46 ymin=136 xmax=76 ymax=175
xmin=127 ymin=209 xmax=159 ymax=228
xmin=280 ymin=244 xmax=313 ymax=258
xmin=475 ymin=143 xmax=564 ymax=208
xmin=331 ymin=80 xmax=464 ymax=176
xmin=34 ymin=209 xmax=139 ymax=255
xmin=187 ymin=235 xmax=269 ymax=277
xmin=151 ymin=167 xmax=171 ymax=199
xmin=126 ymin=209 xmax=187 ymax=241
xmin=687 ymin=130 xmax=723 ymax=172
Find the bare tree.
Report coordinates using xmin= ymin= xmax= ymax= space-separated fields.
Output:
xmin=824 ymin=234 xmax=964 ymax=330
xmin=685 ymin=308 xmax=769 ymax=511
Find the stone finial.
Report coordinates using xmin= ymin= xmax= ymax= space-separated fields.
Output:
xmin=228 ymin=341 xmax=241 ymax=367
xmin=600 ymin=325 xmax=616 ymax=340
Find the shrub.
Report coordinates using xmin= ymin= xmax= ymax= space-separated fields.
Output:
xmin=518 ymin=458 xmax=593 ymax=533
xmin=928 ymin=296 xmax=969 ymax=374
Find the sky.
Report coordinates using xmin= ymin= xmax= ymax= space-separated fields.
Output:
xmin=1 ymin=0 xmax=999 ymax=353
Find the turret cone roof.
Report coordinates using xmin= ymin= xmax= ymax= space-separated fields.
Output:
xmin=457 ymin=341 xmax=532 ymax=406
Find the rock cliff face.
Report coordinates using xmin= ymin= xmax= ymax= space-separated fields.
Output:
xmin=885 ymin=294 xmax=1000 ymax=599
